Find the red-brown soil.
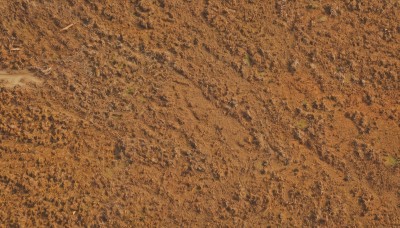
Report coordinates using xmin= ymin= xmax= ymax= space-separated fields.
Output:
xmin=0 ymin=0 xmax=399 ymax=226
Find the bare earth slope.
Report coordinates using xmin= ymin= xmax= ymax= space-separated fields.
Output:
xmin=0 ymin=0 xmax=399 ymax=226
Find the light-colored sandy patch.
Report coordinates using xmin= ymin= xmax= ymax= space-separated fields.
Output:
xmin=0 ymin=70 xmax=42 ymax=88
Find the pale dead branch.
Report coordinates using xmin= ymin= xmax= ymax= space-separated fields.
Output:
xmin=60 ymin=23 xmax=74 ymax=31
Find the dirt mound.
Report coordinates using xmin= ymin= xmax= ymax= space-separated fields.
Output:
xmin=0 ymin=0 xmax=399 ymax=226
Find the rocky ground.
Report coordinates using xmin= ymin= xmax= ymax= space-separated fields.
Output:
xmin=0 ymin=0 xmax=399 ymax=226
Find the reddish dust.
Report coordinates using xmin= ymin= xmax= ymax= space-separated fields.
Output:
xmin=0 ymin=0 xmax=399 ymax=227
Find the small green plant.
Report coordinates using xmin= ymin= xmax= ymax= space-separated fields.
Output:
xmin=136 ymin=96 xmax=147 ymax=104
xmin=384 ymin=155 xmax=399 ymax=167
xmin=243 ymin=54 xmax=252 ymax=66
xmin=126 ymin=87 xmax=135 ymax=95
xmin=256 ymin=71 xmax=267 ymax=78
xmin=296 ymin=119 xmax=309 ymax=130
